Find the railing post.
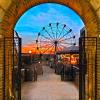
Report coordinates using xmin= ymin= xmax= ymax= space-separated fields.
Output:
xmin=3 ymin=37 xmax=5 ymax=100
xmin=18 ymin=37 xmax=22 ymax=100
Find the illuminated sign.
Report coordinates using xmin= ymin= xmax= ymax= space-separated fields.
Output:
xmin=60 ymin=54 xmax=79 ymax=65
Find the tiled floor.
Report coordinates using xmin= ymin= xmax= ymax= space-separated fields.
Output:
xmin=21 ymin=65 xmax=79 ymax=100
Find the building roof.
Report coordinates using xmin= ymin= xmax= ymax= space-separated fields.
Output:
xmin=57 ymin=45 xmax=79 ymax=54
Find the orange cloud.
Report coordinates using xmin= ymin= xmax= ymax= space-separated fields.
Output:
xmin=22 ymin=43 xmax=63 ymax=54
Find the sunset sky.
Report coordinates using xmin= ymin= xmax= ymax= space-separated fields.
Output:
xmin=14 ymin=3 xmax=84 ymax=53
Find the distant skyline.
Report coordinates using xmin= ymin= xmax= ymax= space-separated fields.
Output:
xmin=14 ymin=3 xmax=84 ymax=46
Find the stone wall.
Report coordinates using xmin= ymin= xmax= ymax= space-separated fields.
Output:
xmin=0 ymin=0 xmax=100 ymax=100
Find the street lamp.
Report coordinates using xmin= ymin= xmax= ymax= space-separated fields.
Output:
xmin=29 ymin=50 xmax=32 ymax=64
xmin=29 ymin=50 xmax=32 ymax=54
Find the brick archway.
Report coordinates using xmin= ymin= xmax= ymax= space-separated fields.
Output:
xmin=0 ymin=0 xmax=100 ymax=100
xmin=0 ymin=0 xmax=99 ymax=37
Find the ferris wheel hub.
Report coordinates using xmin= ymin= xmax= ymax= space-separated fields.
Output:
xmin=54 ymin=41 xmax=58 ymax=45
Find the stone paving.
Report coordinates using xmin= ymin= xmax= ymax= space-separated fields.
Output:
xmin=21 ymin=65 xmax=79 ymax=100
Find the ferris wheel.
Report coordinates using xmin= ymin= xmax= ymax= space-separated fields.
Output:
xmin=36 ymin=22 xmax=76 ymax=54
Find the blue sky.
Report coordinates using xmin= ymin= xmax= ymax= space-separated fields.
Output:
xmin=14 ymin=3 xmax=84 ymax=46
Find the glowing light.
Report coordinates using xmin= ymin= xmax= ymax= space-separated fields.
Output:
xmin=29 ymin=50 xmax=32 ymax=53
xmin=89 ymin=98 xmax=91 ymax=100
xmin=71 ymin=55 xmax=77 ymax=64
xmin=38 ymin=61 xmax=40 ymax=63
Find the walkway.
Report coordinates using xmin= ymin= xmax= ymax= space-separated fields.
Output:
xmin=21 ymin=65 xmax=79 ymax=100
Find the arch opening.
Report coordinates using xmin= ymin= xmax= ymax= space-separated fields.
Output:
xmin=14 ymin=3 xmax=85 ymax=100
xmin=0 ymin=0 xmax=99 ymax=100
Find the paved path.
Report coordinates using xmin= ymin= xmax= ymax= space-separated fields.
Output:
xmin=21 ymin=65 xmax=79 ymax=100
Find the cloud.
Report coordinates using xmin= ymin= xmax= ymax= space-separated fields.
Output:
xmin=17 ymin=32 xmax=37 ymax=46
xmin=15 ymin=3 xmax=84 ymax=46
xmin=16 ymin=6 xmax=84 ymax=28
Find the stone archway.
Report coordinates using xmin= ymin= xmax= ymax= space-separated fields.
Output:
xmin=0 ymin=0 xmax=100 ymax=37
xmin=0 ymin=0 xmax=100 ymax=100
